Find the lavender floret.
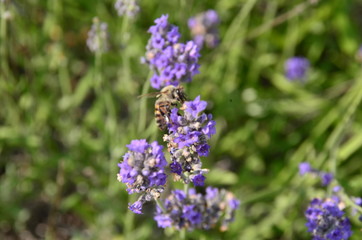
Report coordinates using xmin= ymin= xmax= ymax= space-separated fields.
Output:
xmin=154 ymin=187 xmax=239 ymax=231
xmin=298 ymin=162 xmax=334 ymax=186
xmin=188 ymin=10 xmax=220 ymax=49
xmin=299 ymin=162 xmax=312 ymax=176
xmin=285 ymin=57 xmax=310 ymax=81
xmin=143 ymin=14 xmax=200 ymax=89
xmin=305 ymin=198 xmax=352 ymax=240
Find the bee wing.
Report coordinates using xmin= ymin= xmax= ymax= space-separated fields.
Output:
xmin=137 ymin=92 xmax=160 ymax=99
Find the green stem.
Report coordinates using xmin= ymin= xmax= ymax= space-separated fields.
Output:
xmin=138 ymin=73 xmax=151 ymax=133
xmin=247 ymin=0 xmax=315 ymax=40
xmin=340 ymin=191 xmax=362 ymax=214
xmin=183 ymin=183 xmax=189 ymax=195
xmin=155 ymin=198 xmax=166 ymax=213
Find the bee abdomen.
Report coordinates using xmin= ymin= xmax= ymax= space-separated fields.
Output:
xmin=155 ymin=101 xmax=171 ymax=131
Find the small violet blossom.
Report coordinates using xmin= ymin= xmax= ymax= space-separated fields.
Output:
xmin=117 ymin=139 xmax=167 ymax=214
xmin=86 ymin=17 xmax=109 ymax=53
xmin=154 ymin=187 xmax=239 ymax=231
xmin=114 ymin=0 xmax=140 ymax=18
xmin=284 ymin=57 xmax=310 ymax=81
xmin=305 ymin=197 xmax=352 ymax=240
xmin=299 ymin=162 xmax=334 ymax=186
xmin=188 ymin=10 xmax=220 ymax=49
xmin=163 ymin=96 xmax=216 ymax=186
xmin=356 ymin=45 xmax=362 ymax=62
xmin=351 ymin=197 xmax=362 ymax=221
xmin=142 ymin=14 xmax=201 ymax=89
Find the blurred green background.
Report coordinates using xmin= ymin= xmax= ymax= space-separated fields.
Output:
xmin=1 ymin=0 xmax=362 ymax=239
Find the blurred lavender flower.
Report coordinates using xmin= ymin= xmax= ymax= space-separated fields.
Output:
xmin=114 ymin=0 xmax=139 ymax=18
xmin=333 ymin=186 xmax=341 ymax=193
xmin=356 ymin=45 xmax=362 ymax=62
xmin=143 ymin=14 xmax=201 ymax=89
xmin=188 ymin=10 xmax=220 ymax=49
xmin=154 ymin=187 xmax=239 ymax=231
xmin=351 ymin=197 xmax=362 ymax=221
xmin=284 ymin=57 xmax=310 ymax=81
xmin=86 ymin=17 xmax=109 ymax=53
xmin=298 ymin=162 xmax=334 ymax=186
xmin=163 ymin=96 xmax=216 ymax=186
xmin=320 ymin=172 xmax=333 ymax=186
xmin=299 ymin=162 xmax=311 ymax=176
xmin=305 ymin=198 xmax=352 ymax=240
xmin=117 ymin=139 xmax=167 ymax=213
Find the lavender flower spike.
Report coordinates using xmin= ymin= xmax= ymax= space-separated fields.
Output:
xmin=305 ymin=197 xmax=352 ymax=240
xmin=114 ymin=0 xmax=140 ymax=18
xmin=118 ymin=139 xmax=167 ymax=214
xmin=284 ymin=57 xmax=310 ymax=81
xmin=164 ymin=95 xmax=216 ymax=186
xmin=154 ymin=187 xmax=239 ymax=231
xmin=143 ymin=14 xmax=201 ymax=89
xmin=188 ymin=10 xmax=220 ymax=49
xmin=86 ymin=17 xmax=109 ymax=53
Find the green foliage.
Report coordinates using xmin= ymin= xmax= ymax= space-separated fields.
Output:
xmin=1 ymin=0 xmax=362 ymax=239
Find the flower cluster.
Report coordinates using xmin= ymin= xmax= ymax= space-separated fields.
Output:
xmin=114 ymin=0 xmax=139 ymax=18
xmin=154 ymin=187 xmax=239 ymax=231
xmin=188 ymin=10 xmax=220 ymax=49
xmin=284 ymin=57 xmax=310 ymax=81
xmin=305 ymin=197 xmax=352 ymax=240
xmin=142 ymin=15 xmax=201 ymax=89
xmin=117 ymin=14 xmax=239 ymax=232
xmin=299 ymin=162 xmax=333 ymax=186
xmin=86 ymin=17 xmax=109 ymax=53
xmin=117 ymin=139 xmax=167 ymax=213
xmin=163 ymin=96 xmax=216 ymax=186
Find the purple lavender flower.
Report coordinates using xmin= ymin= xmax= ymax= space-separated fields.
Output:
xmin=163 ymin=96 xmax=216 ymax=186
xmin=154 ymin=187 xmax=239 ymax=231
xmin=320 ymin=172 xmax=334 ymax=186
xmin=143 ymin=15 xmax=201 ymax=89
xmin=188 ymin=10 xmax=220 ymax=49
xmin=284 ymin=57 xmax=310 ymax=81
xmin=333 ymin=186 xmax=341 ymax=193
xmin=191 ymin=174 xmax=205 ymax=187
xmin=117 ymin=139 xmax=167 ymax=213
xmin=86 ymin=17 xmax=109 ymax=53
xmin=114 ymin=0 xmax=140 ymax=18
xmin=299 ymin=162 xmax=311 ymax=176
xmin=129 ymin=200 xmax=143 ymax=214
xmin=305 ymin=198 xmax=352 ymax=240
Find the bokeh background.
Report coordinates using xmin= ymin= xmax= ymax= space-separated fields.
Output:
xmin=1 ymin=0 xmax=362 ymax=239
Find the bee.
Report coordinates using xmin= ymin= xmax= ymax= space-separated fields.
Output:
xmin=155 ymin=85 xmax=187 ymax=131
xmin=139 ymin=85 xmax=187 ymax=131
